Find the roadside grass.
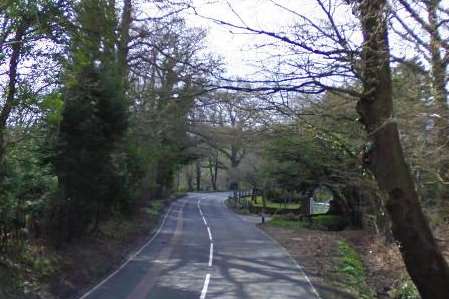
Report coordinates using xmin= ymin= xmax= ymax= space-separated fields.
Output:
xmin=313 ymin=215 xmax=349 ymax=230
xmin=390 ymin=277 xmax=420 ymax=299
xmin=251 ymin=196 xmax=300 ymax=209
xmin=267 ymin=215 xmax=349 ymax=231
xmin=224 ymin=198 xmax=251 ymax=214
xmin=263 ymin=216 xmax=422 ymax=299
xmin=268 ymin=216 xmax=307 ymax=230
xmin=145 ymin=199 xmax=164 ymax=217
xmin=334 ymin=240 xmax=376 ymax=299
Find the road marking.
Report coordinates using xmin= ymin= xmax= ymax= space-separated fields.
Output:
xmin=200 ymin=273 xmax=211 ymax=299
xmin=197 ymin=200 xmax=203 ymax=216
xmin=208 ymin=243 xmax=214 ymax=266
xmin=207 ymin=227 xmax=213 ymax=241
xmin=126 ymin=206 xmax=184 ymax=299
xmin=79 ymin=202 xmax=176 ymax=299
xmin=256 ymin=224 xmax=322 ymax=299
xmin=222 ymin=194 xmax=322 ymax=299
xmin=197 ymin=198 xmax=213 ymax=297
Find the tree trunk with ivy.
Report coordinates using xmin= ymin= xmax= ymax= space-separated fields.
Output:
xmin=355 ymin=0 xmax=449 ymax=297
xmin=0 ymin=22 xmax=26 ymax=182
xmin=427 ymin=0 xmax=449 ymax=213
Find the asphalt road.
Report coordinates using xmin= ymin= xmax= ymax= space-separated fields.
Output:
xmin=79 ymin=192 xmax=321 ymax=299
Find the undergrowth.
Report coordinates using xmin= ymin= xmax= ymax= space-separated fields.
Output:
xmin=268 ymin=215 xmax=348 ymax=231
xmin=0 ymin=243 xmax=59 ymax=299
xmin=335 ymin=240 xmax=375 ymax=299
xmin=390 ymin=277 xmax=420 ymax=299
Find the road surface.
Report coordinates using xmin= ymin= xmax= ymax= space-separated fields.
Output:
xmin=79 ymin=192 xmax=321 ymax=299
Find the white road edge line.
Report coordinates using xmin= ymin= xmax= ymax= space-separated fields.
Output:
xmin=208 ymin=243 xmax=214 ymax=267
xmin=207 ymin=227 xmax=213 ymax=241
xmin=200 ymin=273 xmax=211 ymax=299
xmin=202 ymin=216 xmax=208 ymax=226
xmin=256 ymin=226 xmax=322 ymax=299
xmin=221 ymin=196 xmax=322 ymax=299
xmin=78 ymin=203 xmax=176 ymax=299
xmin=197 ymin=200 xmax=203 ymax=216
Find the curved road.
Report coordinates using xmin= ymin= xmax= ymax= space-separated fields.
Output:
xmin=79 ymin=192 xmax=321 ymax=299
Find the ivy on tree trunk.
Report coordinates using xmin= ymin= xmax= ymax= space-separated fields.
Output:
xmin=356 ymin=0 xmax=449 ymax=297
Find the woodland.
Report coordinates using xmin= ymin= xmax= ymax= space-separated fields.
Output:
xmin=0 ymin=0 xmax=449 ymax=298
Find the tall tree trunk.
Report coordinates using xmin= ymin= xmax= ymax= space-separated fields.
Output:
xmin=186 ymin=166 xmax=194 ymax=192
xmin=118 ymin=0 xmax=131 ymax=85
xmin=196 ymin=160 xmax=201 ymax=192
xmin=426 ymin=0 xmax=449 ymax=200
xmin=208 ymin=154 xmax=218 ymax=191
xmin=213 ymin=159 xmax=218 ymax=190
xmin=355 ymin=1 xmax=449 ymax=298
xmin=0 ymin=23 xmax=25 ymax=181
xmin=427 ymin=0 xmax=448 ymax=117
xmin=229 ymin=144 xmax=240 ymax=191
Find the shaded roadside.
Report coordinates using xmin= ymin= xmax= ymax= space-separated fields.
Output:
xmin=56 ymin=193 xmax=185 ymax=299
xmin=259 ymin=224 xmax=359 ymax=299
xmin=258 ymin=221 xmax=429 ymax=299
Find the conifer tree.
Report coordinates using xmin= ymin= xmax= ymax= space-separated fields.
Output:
xmin=52 ymin=0 xmax=128 ymax=242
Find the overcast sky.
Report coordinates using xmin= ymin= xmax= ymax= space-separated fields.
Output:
xmin=182 ymin=0 xmax=423 ymax=77
xmin=136 ymin=0 xmax=425 ymax=79
xmin=183 ymin=0 xmax=327 ymax=77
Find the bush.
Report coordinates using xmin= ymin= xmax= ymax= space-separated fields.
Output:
xmin=268 ymin=214 xmax=350 ymax=231
xmin=265 ymin=189 xmax=283 ymax=203
xmin=312 ymin=215 xmax=350 ymax=231
xmin=391 ymin=278 xmax=420 ymax=299
xmin=336 ymin=241 xmax=375 ymax=299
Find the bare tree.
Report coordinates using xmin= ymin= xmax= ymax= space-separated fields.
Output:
xmin=391 ymin=0 xmax=449 ymax=189
xmin=0 ymin=1 xmax=66 ymax=181
xmin=190 ymin=91 xmax=263 ymax=190
xmin=355 ymin=0 xmax=449 ymax=297
xmin=189 ymin=0 xmax=449 ymax=296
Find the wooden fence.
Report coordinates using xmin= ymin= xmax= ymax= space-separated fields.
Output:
xmin=229 ymin=189 xmax=333 ymax=217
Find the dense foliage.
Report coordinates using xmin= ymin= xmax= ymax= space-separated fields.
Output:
xmin=0 ymin=0 xmax=209 ymax=252
xmin=1 ymin=0 xmax=449 ymax=298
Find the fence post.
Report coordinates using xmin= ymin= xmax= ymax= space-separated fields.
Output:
xmin=303 ymin=197 xmax=311 ymax=216
xmin=238 ymin=191 xmax=241 ymax=207
xmin=310 ymin=198 xmax=314 ymax=215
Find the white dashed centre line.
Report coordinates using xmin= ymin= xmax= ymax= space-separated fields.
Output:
xmin=198 ymin=199 xmax=214 ymax=299
xmin=207 ymin=227 xmax=213 ymax=241
xmin=200 ymin=273 xmax=211 ymax=299
xmin=209 ymin=243 xmax=214 ymax=266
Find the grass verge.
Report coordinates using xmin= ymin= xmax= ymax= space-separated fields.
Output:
xmin=268 ymin=216 xmax=306 ymax=230
xmin=251 ymin=196 xmax=300 ymax=209
xmin=389 ymin=277 xmax=420 ymax=299
xmin=224 ymin=198 xmax=251 ymax=214
xmin=267 ymin=215 xmax=349 ymax=231
xmin=334 ymin=240 xmax=375 ymax=299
